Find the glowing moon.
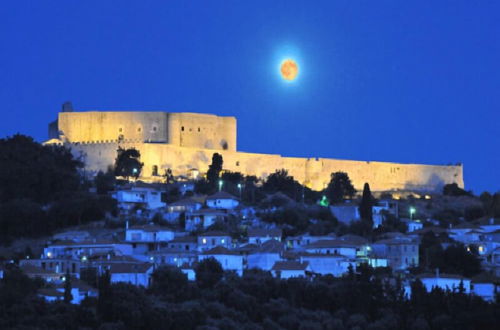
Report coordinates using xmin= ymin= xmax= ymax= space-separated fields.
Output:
xmin=280 ymin=59 xmax=299 ymax=81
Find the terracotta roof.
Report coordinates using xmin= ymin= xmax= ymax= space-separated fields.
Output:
xmin=50 ymin=240 xmax=122 ymax=247
xmin=169 ymin=198 xmax=202 ymax=207
xmin=248 ymin=228 xmax=282 ymax=238
xmin=339 ymin=234 xmax=369 ymax=245
xmin=410 ymin=227 xmax=448 ymax=235
xmin=128 ymin=224 xmax=173 ymax=232
xmin=300 ymin=252 xmax=346 ymax=258
xmin=375 ymin=237 xmax=416 ymax=245
xmin=254 ymin=239 xmax=284 ymax=253
xmin=202 ymin=246 xmax=241 ymax=256
xmin=21 ymin=264 xmax=58 ymax=276
xmin=106 ymin=263 xmax=153 ymax=274
xmin=169 ymin=236 xmax=198 ymax=243
xmin=305 ymin=239 xmax=357 ymax=249
xmin=199 ymin=230 xmax=230 ymax=237
xmin=206 ymin=191 xmax=238 ymax=200
xmin=272 ymin=260 xmax=309 ymax=271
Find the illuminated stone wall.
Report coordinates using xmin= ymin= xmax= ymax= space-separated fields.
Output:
xmin=56 ymin=111 xmax=237 ymax=151
xmin=68 ymin=142 xmax=464 ymax=193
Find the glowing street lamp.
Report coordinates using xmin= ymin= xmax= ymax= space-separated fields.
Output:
xmin=237 ymin=183 xmax=242 ymax=199
xmin=218 ymin=180 xmax=223 ymax=191
xmin=409 ymin=207 xmax=416 ymax=220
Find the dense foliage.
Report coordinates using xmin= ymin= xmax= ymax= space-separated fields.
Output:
xmin=0 ymin=134 xmax=83 ymax=203
xmin=326 ymin=172 xmax=356 ymax=204
xmin=114 ymin=147 xmax=143 ymax=179
xmin=0 ymin=135 xmax=116 ymax=245
xmin=1 ymin=263 xmax=498 ymax=329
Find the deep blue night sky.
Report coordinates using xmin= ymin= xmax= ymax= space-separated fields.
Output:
xmin=1 ymin=1 xmax=498 ymax=193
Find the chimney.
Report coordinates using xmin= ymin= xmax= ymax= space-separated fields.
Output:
xmin=435 ymin=268 xmax=440 ymax=278
xmin=126 ymin=220 xmax=129 ymax=230
xmin=490 ymin=218 xmax=494 ymax=225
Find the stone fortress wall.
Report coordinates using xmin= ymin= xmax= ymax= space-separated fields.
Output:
xmin=48 ymin=109 xmax=464 ymax=193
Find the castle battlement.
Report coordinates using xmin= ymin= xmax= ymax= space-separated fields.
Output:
xmin=47 ymin=108 xmax=464 ymax=193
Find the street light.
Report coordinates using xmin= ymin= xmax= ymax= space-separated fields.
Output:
xmin=409 ymin=207 xmax=416 ymax=220
xmin=218 ymin=180 xmax=223 ymax=191
xmin=237 ymin=183 xmax=242 ymax=199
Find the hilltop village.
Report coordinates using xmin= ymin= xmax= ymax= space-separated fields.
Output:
xmin=0 ymin=130 xmax=499 ymax=328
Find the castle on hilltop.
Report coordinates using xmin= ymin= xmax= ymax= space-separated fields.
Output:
xmin=46 ymin=103 xmax=464 ymax=193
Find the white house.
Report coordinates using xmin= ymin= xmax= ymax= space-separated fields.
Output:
xmin=197 ymin=231 xmax=232 ymax=251
xmin=402 ymin=219 xmax=424 ymax=233
xmin=199 ymin=247 xmax=244 ymax=276
xmin=247 ymin=239 xmax=284 ymax=271
xmin=248 ymin=228 xmax=282 ymax=245
xmin=271 ymin=260 xmax=311 ymax=279
xmin=167 ymin=198 xmax=203 ymax=214
xmin=112 ymin=187 xmax=165 ymax=211
xmin=167 ymin=236 xmax=198 ymax=251
xmin=185 ymin=209 xmax=227 ymax=231
xmin=206 ymin=191 xmax=239 ymax=210
xmin=304 ymin=239 xmax=358 ymax=259
xmin=43 ymin=240 xmax=133 ymax=260
xmin=371 ymin=236 xmax=419 ymax=270
xmin=126 ymin=224 xmax=175 ymax=243
xmin=299 ymin=253 xmax=355 ymax=277
xmin=417 ymin=272 xmax=471 ymax=293
xmin=148 ymin=248 xmax=198 ymax=268
xmin=285 ymin=233 xmax=336 ymax=250
xmin=107 ymin=263 xmax=154 ymax=287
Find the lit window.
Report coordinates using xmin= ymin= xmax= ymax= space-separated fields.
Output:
xmin=478 ymin=246 xmax=484 ymax=253
xmin=221 ymin=239 xmax=225 ymax=244
xmin=202 ymin=238 xmax=207 ymax=244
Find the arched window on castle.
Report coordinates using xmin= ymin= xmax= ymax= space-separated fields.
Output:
xmin=152 ymin=165 xmax=158 ymax=176
xmin=181 ymin=126 xmax=185 ymax=131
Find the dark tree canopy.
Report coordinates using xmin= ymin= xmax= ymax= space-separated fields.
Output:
xmin=94 ymin=168 xmax=116 ymax=194
xmin=114 ymin=147 xmax=143 ymax=179
xmin=0 ymin=134 xmax=83 ymax=203
xmin=206 ymin=153 xmax=223 ymax=186
xmin=442 ymin=183 xmax=470 ymax=196
xmin=195 ymin=257 xmax=224 ymax=289
xmin=359 ymin=182 xmax=373 ymax=224
xmin=325 ymin=171 xmax=356 ymax=204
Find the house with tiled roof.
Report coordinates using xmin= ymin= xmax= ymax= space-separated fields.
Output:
xmin=247 ymin=239 xmax=284 ymax=271
xmin=206 ymin=191 xmax=239 ymax=210
xmin=43 ymin=240 xmax=132 ymax=260
xmin=372 ymin=236 xmax=419 ymax=270
xmin=198 ymin=231 xmax=232 ymax=251
xmin=248 ymin=228 xmax=282 ymax=244
xmin=199 ymin=246 xmax=243 ymax=275
xmin=304 ymin=239 xmax=358 ymax=258
xmin=185 ymin=208 xmax=228 ymax=231
xmin=299 ymin=252 xmax=355 ymax=277
xmin=20 ymin=264 xmax=63 ymax=283
xmin=104 ymin=262 xmax=154 ymax=287
xmin=271 ymin=260 xmax=311 ymax=279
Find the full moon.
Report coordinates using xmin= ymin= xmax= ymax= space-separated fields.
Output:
xmin=280 ymin=59 xmax=299 ymax=81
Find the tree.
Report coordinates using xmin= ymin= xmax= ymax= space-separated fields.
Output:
xmin=150 ymin=266 xmax=189 ymax=301
xmin=195 ymin=258 xmax=224 ymax=289
xmin=359 ymin=183 xmax=373 ymax=225
xmin=325 ymin=172 xmax=356 ymax=204
xmin=0 ymin=134 xmax=83 ymax=203
xmin=442 ymin=183 xmax=469 ymax=197
xmin=64 ymin=270 xmax=73 ymax=304
xmin=114 ymin=147 xmax=143 ymax=179
xmin=94 ymin=168 xmax=116 ymax=194
xmin=206 ymin=153 xmax=223 ymax=187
